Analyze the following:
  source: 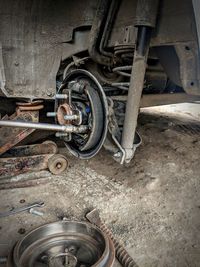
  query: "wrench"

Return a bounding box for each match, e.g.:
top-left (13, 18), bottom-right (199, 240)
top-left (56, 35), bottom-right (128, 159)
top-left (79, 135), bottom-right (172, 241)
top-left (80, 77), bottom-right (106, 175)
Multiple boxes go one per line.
top-left (0, 201), bottom-right (44, 218)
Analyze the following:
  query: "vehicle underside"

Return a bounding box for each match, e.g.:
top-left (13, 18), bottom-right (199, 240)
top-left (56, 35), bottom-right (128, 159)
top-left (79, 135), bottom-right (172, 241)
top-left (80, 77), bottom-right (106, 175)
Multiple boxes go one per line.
top-left (0, 0), bottom-right (200, 163)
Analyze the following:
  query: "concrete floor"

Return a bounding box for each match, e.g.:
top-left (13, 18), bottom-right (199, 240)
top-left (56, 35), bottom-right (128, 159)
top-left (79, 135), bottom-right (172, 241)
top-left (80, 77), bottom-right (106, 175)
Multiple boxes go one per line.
top-left (0, 104), bottom-right (200, 267)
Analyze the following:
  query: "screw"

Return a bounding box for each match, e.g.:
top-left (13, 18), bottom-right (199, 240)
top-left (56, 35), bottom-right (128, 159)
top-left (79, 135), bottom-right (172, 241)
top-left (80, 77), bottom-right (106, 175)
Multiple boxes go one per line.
top-left (29, 208), bottom-right (44, 216)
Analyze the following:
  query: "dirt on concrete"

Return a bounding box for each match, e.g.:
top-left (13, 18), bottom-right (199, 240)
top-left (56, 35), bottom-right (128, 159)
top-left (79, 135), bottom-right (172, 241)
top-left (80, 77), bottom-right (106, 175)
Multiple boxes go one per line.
top-left (0, 109), bottom-right (200, 267)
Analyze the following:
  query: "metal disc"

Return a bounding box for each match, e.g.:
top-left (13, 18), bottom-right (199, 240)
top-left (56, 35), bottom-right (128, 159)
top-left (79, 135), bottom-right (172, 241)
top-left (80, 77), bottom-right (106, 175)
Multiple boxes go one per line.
top-left (8, 221), bottom-right (115, 267)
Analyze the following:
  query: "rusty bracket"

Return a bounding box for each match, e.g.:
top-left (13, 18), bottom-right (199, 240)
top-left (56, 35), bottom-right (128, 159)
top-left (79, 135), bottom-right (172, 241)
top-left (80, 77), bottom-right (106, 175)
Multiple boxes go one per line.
top-left (0, 105), bottom-right (40, 156)
top-left (0, 153), bottom-right (55, 178)
top-left (0, 140), bottom-right (68, 179)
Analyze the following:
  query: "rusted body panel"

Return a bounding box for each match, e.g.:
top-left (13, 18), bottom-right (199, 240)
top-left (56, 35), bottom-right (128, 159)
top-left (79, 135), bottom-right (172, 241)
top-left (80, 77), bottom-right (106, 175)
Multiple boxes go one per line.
top-left (0, 0), bottom-right (199, 98)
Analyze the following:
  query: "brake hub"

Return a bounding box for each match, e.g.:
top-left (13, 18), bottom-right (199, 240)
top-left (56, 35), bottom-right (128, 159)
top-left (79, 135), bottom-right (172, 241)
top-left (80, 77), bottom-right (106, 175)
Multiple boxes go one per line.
top-left (54, 69), bottom-right (108, 159)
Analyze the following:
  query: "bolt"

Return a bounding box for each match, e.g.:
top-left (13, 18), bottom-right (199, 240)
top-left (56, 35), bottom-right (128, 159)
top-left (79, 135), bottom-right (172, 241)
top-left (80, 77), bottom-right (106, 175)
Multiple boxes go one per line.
top-left (68, 245), bottom-right (77, 254)
top-left (47, 112), bottom-right (57, 117)
top-left (55, 132), bottom-right (69, 137)
top-left (113, 152), bottom-right (122, 158)
top-left (55, 94), bottom-right (68, 100)
top-left (64, 115), bottom-right (78, 121)
top-left (29, 208), bottom-right (44, 216)
top-left (0, 257), bottom-right (7, 264)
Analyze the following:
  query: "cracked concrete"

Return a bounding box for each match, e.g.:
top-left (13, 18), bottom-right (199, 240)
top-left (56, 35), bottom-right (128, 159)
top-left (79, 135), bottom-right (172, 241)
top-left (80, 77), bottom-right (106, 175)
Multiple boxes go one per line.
top-left (0, 105), bottom-right (200, 267)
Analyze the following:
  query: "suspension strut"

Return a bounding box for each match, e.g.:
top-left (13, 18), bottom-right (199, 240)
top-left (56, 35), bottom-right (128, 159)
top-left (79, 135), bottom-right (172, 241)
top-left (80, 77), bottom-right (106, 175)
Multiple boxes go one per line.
top-left (121, 0), bottom-right (160, 163)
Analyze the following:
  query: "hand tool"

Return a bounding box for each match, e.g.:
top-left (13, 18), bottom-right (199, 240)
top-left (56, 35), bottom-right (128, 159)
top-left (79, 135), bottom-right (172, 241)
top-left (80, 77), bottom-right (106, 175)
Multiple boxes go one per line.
top-left (0, 202), bottom-right (44, 218)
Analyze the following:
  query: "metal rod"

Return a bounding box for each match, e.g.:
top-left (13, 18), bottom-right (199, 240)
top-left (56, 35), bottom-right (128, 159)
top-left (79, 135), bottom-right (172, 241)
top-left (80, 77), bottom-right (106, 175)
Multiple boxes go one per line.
top-left (0, 120), bottom-right (88, 133)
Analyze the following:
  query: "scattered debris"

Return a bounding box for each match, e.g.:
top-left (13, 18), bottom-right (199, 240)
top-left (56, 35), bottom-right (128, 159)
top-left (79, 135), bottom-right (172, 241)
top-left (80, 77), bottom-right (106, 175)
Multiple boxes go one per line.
top-left (0, 201), bottom-right (44, 218)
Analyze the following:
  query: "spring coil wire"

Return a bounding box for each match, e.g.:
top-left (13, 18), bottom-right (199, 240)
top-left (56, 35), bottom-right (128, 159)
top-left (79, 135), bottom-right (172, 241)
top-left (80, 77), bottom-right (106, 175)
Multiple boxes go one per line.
top-left (112, 45), bottom-right (134, 90)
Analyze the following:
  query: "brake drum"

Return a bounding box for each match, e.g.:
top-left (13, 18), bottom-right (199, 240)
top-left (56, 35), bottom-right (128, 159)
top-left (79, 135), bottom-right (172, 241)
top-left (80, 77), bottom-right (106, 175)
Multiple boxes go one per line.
top-left (7, 221), bottom-right (115, 267)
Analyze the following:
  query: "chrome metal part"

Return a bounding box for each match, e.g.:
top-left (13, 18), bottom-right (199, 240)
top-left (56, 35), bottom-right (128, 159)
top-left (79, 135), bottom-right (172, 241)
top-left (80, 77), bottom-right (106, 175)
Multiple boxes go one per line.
top-left (55, 94), bottom-right (69, 100)
top-left (46, 112), bottom-right (57, 117)
top-left (64, 114), bottom-right (79, 121)
top-left (8, 221), bottom-right (115, 267)
top-left (55, 132), bottom-right (69, 137)
top-left (86, 209), bottom-right (138, 267)
top-left (0, 201), bottom-right (44, 218)
top-left (29, 208), bottom-right (44, 217)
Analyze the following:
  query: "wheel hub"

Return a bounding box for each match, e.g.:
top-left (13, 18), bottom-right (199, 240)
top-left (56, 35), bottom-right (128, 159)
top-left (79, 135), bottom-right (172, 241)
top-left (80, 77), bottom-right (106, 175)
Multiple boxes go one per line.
top-left (55, 70), bottom-right (108, 159)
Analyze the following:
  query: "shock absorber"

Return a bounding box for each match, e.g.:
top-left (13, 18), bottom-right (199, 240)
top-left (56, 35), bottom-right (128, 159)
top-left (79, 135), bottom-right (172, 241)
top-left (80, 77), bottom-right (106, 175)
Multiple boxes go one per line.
top-left (121, 0), bottom-right (160, 163)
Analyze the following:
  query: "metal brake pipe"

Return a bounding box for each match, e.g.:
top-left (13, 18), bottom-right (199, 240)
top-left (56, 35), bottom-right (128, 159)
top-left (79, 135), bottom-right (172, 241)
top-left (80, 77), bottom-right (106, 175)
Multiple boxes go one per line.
top-left (88, 0), bottom-right (112, 66)
top-left (0, 120), bottom-right (88, 133)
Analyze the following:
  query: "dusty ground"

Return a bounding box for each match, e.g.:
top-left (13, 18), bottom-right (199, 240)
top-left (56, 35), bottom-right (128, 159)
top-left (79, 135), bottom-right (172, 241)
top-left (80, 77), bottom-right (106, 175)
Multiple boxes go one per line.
top-left (0, 105), bottom-right (200, 267)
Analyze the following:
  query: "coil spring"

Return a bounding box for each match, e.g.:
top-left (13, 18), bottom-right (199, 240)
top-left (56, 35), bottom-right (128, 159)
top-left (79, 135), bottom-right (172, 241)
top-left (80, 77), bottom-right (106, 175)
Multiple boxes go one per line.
top-left (112, 66), bottom-right (131, 90)
top-left (99, 222), bottom-right (138, 267)
top-left (112, 45), bottom-right (134, 90)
